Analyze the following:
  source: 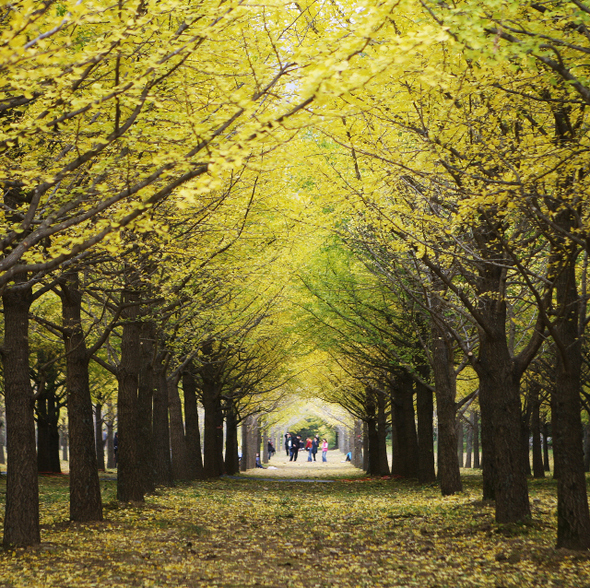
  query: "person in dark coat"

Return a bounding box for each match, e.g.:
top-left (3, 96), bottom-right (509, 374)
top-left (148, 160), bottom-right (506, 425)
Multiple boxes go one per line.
top-left (311, 435), bottom-right (319, 462)
top-left (290, 435), bottom-right (300, 462)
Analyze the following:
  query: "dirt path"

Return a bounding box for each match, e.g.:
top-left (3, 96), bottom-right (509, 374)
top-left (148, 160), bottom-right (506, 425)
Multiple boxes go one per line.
top-left (242, 450), bottom-right (362, 479)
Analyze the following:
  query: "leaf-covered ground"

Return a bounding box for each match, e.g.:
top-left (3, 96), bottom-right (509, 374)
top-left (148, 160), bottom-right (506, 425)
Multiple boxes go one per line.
top-left (1, 455), bottom-right (589, 587)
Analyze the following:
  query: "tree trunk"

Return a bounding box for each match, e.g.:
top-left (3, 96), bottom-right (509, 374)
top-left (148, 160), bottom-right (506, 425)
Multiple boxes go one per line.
top-left (376, 391), bottom-right (390, 475)
top-left (137, 321), bottom-right (155, 493)
top-left (400, 373), bottom-right (420, 478)
top-left (531, 384), bottom-right (544, 479)
top-left (416, 377), bottom-right (436, 483)
top-left (202, 383), bottom-right (224, 478)
top-left (240, 417), bottom-right (249, 472)
top-left (106, 419), bottom-right (115, 470)
top-left (183, 368), bottom-right (204, 479)
top-left (584, 423), bottom-right (590, 473)
top-left (2, 283), bottom-right (40, 546)
top-left (431, 324), bottom-right (462, 494)
top-left (262, 429), bottom-right (269, 464)
top-left (61, 272), bottom-right (103, 522)
top-left (362, 421), bottom-right (369, 472)
top-left (224, 405), bottom-right (239, 475)
top-left (465, 418), bottom-right (473, 469)
top-left (365, 393), bottom-right (381, 476)
top-left (366, 418), bottom-right (381, 475)
top-left (153, 362), bottom-right (173, 486)
top-left (390, 387), bottom-right (400, 476)
top-left (542, 422), bottom-right (551, 472)
top-left (522, 411), bottom-right (532, 477)
top-left (36, 394), bottom-right (52, 473)
top-left (353, 419), bottom-right (363, 468)
top-left (61, 427), bottom-right (69, 462)
top-left (116, 286), bottom-right (144, 503)
top-left (0, 404), bottom-right (5, 465)
top-left (473, 411), bottom-right (480, 469)
top-left (48, 394), bottom-right (61, 473)
top-left (456, 418), bottom-right (464, 468)
top-left (551, 250), bottom-right (590, 549)
top-left (168, 376), bottom-right (190, 481)
top-left (477, 334), bottom-right (530, 523)
top-left (95, 403), bottom-right (105, 471)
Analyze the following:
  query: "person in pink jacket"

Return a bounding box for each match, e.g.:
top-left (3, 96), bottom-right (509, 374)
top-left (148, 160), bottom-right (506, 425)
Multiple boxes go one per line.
top-left (321, 439), bottom-right (328, 462)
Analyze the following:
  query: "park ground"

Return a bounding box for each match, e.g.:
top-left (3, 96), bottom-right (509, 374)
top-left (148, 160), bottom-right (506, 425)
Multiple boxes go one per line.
top-left (0, 454), bottom-right (589, 587)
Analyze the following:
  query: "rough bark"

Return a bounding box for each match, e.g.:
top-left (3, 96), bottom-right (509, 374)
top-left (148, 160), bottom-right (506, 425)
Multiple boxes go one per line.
top-left (153, 361), bottom-right (173, 486)
top-left (477, 329), bottom-right (531, 523)
top-left (168, 376), bottom-right (190, 481)
top-left (36, 399), bottom-right (50, 474)
top-left (183, 368), bottom-right (204, 479)
top-left (552, 249), bottom-right (590, 549)
top-left (416, 376), bottom-right (436, 483)
top-left (35, 355), bottom-right (62, 474)
top-left (106, 419), bottom-right (115, 470)
top-left (95, 403), bottom-right (105, 471)
top-left (470, 227), bottom-right (537, 522)
top-left (61, 272), bottom-right (103, 521)
top-left (431, 323), bottom-right (462, 494)
top-left (202, 382), bottom-right (224, 478)
top-left (400, 373), bottom-right (420, 478)
top-left (137, 321), bottom-right (155, 493)
top-left (224, 403), bottom-right (239, 475)
top-left (2, 283), bottom-right (40, 546)
top-left (365, 393), bottom-right (381, 476)
top-left (116, 287), bottom-right (144, 502)
top-left (240, 417), bottom-right (249, 472)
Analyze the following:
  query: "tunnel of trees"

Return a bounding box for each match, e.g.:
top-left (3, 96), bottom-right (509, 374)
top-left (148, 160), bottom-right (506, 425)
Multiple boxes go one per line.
top-left (1, 0), bottom-right (590, 554)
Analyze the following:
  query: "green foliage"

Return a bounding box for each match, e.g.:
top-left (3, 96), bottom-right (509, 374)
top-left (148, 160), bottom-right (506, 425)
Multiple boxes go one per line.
top-left (290, 415), bottom-right (336, 448)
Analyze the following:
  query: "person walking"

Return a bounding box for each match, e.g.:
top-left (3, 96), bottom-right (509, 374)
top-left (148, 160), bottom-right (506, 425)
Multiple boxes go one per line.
top-left (268, 440), bottom-right (275, 459)
top-left (290, 435), bottom-right (300, 462)
top-left (311, 435), bottom-right (319, 462)
top-left (285, 433), bottom-right (291, 456)
top-left (305, 437), bottom-right (313, 462)
top-left (321, 438), bottom-right (328, 462)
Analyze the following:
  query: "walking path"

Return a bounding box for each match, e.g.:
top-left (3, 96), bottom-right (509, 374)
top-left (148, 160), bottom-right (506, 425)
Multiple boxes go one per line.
top-left (241, 450), bottom-right (361, 479)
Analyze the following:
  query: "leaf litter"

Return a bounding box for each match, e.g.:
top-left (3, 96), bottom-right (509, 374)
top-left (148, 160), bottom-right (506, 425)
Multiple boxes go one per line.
top-left (0, 474), bottom-right (589, 587)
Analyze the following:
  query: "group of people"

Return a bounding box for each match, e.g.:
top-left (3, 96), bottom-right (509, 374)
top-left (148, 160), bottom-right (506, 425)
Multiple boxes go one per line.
top-left (284, 433), bottom-right (328, 462)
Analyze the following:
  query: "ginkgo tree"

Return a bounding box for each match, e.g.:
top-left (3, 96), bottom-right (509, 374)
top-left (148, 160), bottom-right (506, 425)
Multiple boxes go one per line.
top-left (300, 0), bottom-right (590, 550)
top-left (1, 0), bottom-right (408, 546)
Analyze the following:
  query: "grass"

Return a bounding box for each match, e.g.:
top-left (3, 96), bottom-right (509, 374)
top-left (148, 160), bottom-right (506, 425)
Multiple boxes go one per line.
top-left (0, 456), bottom-right (588, 587)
